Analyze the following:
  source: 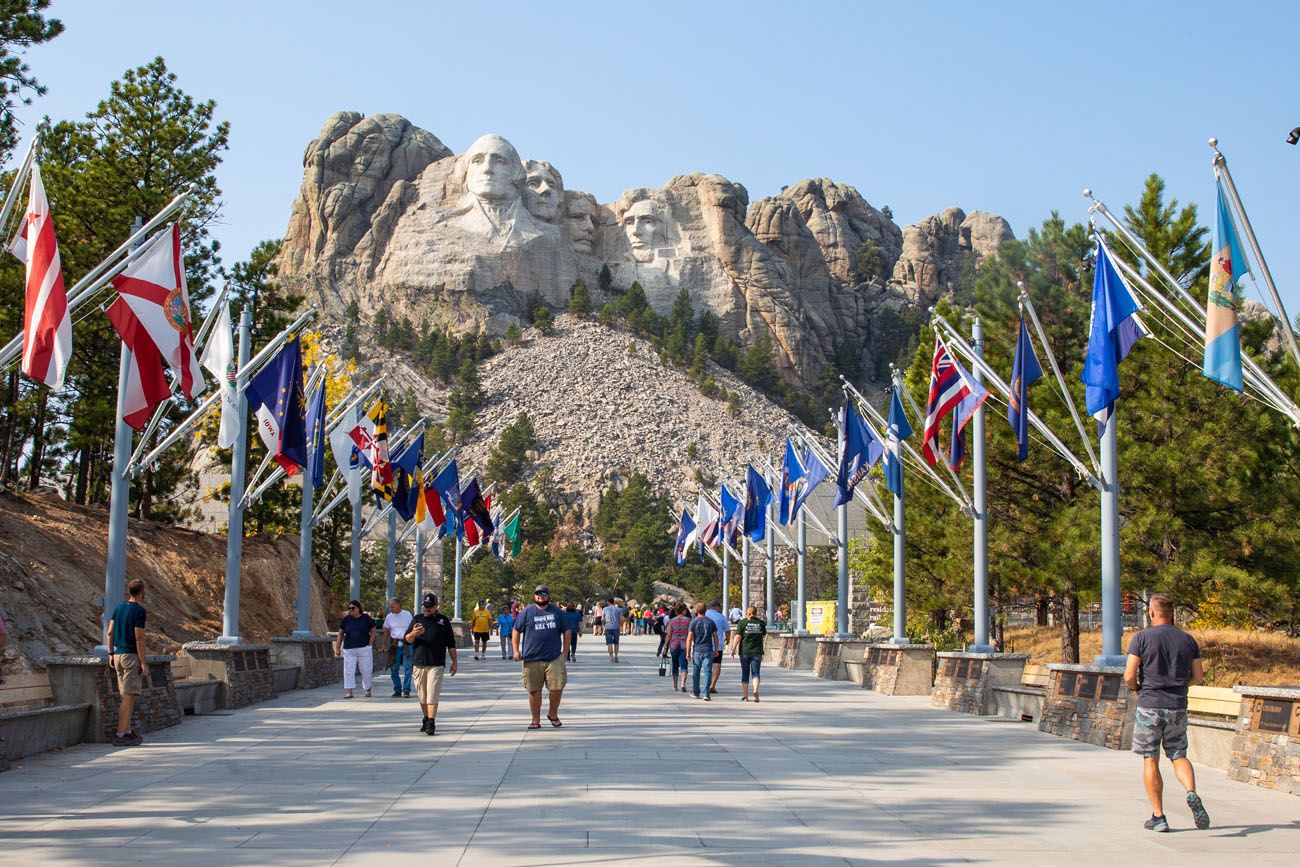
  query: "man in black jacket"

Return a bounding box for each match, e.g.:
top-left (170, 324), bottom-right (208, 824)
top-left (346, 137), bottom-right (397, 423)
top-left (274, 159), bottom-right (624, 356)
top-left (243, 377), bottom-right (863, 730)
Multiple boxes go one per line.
top-left (405, 593), bottom-right (458, 735)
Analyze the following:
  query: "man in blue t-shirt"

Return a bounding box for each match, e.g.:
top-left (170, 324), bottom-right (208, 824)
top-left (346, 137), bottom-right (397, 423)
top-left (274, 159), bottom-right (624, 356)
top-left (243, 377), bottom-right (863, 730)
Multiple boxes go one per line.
top-left (512, 585), bottom-right (571, 730)
top-left (105, 578), bottom-right (151, 746)
top-left (497, 608), bottom-right (515, 660)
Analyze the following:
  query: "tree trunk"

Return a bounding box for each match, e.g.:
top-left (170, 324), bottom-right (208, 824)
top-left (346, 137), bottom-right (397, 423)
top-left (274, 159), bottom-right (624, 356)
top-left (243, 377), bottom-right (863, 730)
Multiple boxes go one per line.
top-left (1059, 580), bottom-right (1080, 663)
top-left (930, 607), bottom-right (947, 632)
top-left (138, 467), bottom-right (154, 521)
top-left (26, 391), bottom-right (47, 490)
top-left (74, 446), bottom-right (90, 504)
top-left (1035, 594), bottom-right (1050, 627)
top-left (0, 370), bottom-right (17, 486)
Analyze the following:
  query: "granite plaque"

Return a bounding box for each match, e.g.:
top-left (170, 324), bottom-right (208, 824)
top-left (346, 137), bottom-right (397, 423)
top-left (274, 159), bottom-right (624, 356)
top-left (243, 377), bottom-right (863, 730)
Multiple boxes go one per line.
top-left (1256, 699), bottom-right (1295, 735)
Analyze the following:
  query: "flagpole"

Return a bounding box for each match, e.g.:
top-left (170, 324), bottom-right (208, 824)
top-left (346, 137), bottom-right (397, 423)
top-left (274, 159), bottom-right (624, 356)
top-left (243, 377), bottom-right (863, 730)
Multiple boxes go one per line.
top-left (721, 538), bottom-right (730, 615)
top-left (1096, 408), bottom-right (1125, 666)
top-left (741, 534), bottom-right (750, 612)
top-left (835, 495), bottom-right (850, 639)
top-left (970, 318), bottom-right (993, 652)
top-left (96, 217), bottom-right (145, 657)
top-left (765, 465), bottom-right (776, 628)
top-left (1211, 139), bottom-right (1300, 372)
top-left (293, 468), bottom-right (314, 637)
top-left (349, 483), bottom-right (362, 604)
top-left (795, 507), bottom-right (808, 635)
top-left (0, 138), bottom-right (37, 235)
top-left (454, 535), bottom-right (463, 622)
top-left (219, 307), bottom-right (253, 643)
top-left (414, 524), bottom-right (425, 611)
top-left (386, 510), bottom-right (398, 604)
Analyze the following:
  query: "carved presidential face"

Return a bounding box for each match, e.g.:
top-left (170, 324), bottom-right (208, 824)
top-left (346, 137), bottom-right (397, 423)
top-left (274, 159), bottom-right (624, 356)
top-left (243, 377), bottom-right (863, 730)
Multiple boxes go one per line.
top-left (462, 134), bottom-right (523, 204)
top-left (523, 160), bottom-right (563, 222)
top-left (622, 200), bottom-right (662, 263)
top-left (564, 191), bottom-right (597, 255)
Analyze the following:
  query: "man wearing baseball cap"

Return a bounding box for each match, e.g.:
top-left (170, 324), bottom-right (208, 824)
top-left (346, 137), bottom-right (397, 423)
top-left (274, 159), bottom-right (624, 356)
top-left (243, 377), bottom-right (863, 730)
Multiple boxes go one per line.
top-left (404, 593), bottom-right (458, 735)
top-left (512, 585), bottom-right (570, 730)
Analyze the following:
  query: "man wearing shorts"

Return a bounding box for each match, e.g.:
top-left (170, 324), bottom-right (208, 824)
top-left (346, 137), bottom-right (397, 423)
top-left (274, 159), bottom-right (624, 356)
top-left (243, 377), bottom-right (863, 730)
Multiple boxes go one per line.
top-left (1124, 593), bottom-right (1210, 832)
top-left (513, 585), bottom-right (570, 729)
top-left (602, 597), bottom-right (623, 663)
top-left (470, 601), bottom-right (492, 660)
top-left (105, 578), bottom-right (150, 746)
top-left (405, 593), bottom-right (458, 735)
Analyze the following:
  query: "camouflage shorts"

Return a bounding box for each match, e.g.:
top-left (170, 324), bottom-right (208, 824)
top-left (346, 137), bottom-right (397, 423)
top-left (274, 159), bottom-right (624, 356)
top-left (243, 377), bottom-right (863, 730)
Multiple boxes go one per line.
top-left (1132, 707), bottom-right (1189, 759)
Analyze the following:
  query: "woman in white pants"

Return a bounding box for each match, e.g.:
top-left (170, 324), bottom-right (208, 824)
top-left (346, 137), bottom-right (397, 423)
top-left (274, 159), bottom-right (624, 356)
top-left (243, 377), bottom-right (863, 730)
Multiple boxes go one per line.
top-left (334, 600), bottom-right (376, 698)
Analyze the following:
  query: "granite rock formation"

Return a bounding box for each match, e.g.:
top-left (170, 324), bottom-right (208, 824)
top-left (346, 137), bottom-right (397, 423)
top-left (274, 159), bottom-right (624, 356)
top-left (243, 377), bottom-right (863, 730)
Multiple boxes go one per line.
top-left (278, 112), bottom-right (1013, 388)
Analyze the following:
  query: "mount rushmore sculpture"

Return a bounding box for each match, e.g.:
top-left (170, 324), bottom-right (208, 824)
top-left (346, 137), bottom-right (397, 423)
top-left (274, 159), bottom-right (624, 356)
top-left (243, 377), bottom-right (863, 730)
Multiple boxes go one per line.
top-left (278, 112), bottom-right (1013, 387)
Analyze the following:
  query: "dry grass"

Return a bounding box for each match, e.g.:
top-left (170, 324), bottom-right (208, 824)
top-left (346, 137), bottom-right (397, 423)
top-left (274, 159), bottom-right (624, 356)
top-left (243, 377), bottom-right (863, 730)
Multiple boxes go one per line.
top-left (1002, 626), bottom-right (1300, 688)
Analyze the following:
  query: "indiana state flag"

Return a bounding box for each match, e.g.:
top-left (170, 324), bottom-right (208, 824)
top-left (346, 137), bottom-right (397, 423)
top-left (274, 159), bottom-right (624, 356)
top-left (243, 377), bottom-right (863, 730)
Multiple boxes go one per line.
top-left (1082, 240), bottom-right (1144, 424)
top-left (778, 438), bottom-right (805, 525)
top-left (883, 389), bottom-right (912, 496)
top-left (246, 335), bottom-right (307, 475)
top-left (1203, 180), bottom-right (1247, 392)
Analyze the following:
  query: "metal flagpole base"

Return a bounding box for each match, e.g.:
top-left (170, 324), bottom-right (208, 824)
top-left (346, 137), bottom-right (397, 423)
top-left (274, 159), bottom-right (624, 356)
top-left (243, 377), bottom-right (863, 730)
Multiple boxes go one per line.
top-left (794, 630), bottom-right (809, 637)
top-left (888, 637), bottom-right (912, 646)
top-left (215, 634), bottom-right (243, 645)
top-left (290, 630), bottom-right (314, 639)
top-left (967, 643), bottom-right (995, 653)
top-left (1094, 654), bottom-right (1128, 667)
top-left (833, 632), bottom-right (852, 641)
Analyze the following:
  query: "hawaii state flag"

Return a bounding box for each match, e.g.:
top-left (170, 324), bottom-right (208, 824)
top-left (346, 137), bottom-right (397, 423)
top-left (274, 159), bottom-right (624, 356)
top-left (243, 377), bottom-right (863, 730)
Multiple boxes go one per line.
top-left (1203, 180), bottom-right (1247, 392)
top-left (106, 223), bottom-right (205, 428)
top-left (7, 163), bottom-right (70, 391)
top-left (921, 335), bottom-right (970, 465)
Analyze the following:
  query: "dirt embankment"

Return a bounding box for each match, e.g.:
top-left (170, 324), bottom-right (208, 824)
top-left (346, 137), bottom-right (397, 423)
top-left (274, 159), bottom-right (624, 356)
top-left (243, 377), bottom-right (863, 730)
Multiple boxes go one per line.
top-left (0, 490), bottom-right (340, 674)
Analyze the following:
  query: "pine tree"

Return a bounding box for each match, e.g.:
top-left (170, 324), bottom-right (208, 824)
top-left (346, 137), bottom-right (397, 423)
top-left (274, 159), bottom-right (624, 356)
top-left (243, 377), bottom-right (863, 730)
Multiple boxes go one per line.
top-left (446, 358), bottom-right (483, 443)
top-left (567, 280), bottom-right (592, 318)
top-left (486, 411), bottom-right (538, 486)
top-left (0, 1), bottom-right (62, 160)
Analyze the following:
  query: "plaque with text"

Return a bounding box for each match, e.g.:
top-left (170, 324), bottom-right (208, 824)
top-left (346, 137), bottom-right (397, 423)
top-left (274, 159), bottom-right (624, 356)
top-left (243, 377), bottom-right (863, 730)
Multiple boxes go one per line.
top-left (1078, 673), bottom-right (1098, 698)
top-left (1099, 675), bottom-right (1121, 701)
top-left (1058, 672), bottom-right (1077, 697)
top-left (1253, 699), bottom-right (1296, 735)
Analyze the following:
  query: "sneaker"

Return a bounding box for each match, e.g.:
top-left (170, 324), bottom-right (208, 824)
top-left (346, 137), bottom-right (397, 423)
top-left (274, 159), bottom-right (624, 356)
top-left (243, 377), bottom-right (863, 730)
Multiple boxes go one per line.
top-left (1186, 792), bottom-right (1210, 830)
top-left (112, 731), bottom-right (143, 746)
top-left (692, 693), bottom-right (701, 699)
top-left (392, 691), bottom-right (402, 698)
top-left (402, 691), bottom-right (410, 698)
top-left (364, 689), bottom-right (372, 697)
top-left (1144, 814), bottom-right (1169, 833)
top-left (426, 720), bottom-right (436, 736)
top-left (703, 695), bottom-right (711, 701)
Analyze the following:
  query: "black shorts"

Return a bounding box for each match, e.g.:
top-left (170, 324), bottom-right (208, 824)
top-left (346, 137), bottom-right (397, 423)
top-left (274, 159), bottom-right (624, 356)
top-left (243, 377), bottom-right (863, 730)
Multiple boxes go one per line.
top-left (713, 652), bottom-right (723, 664)
top-left (472, 631), bottom-right (490, 641)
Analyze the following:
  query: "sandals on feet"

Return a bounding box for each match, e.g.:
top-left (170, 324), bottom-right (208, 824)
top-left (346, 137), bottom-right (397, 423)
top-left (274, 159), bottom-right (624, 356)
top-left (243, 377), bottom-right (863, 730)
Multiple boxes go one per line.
top-left (548, 715), bottom-right (563, 728)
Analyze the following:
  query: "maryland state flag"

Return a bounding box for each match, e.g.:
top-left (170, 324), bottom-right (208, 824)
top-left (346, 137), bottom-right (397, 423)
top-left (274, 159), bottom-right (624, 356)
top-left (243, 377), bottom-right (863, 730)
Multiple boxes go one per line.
top-left (349, 399), bottom-right (394, 500)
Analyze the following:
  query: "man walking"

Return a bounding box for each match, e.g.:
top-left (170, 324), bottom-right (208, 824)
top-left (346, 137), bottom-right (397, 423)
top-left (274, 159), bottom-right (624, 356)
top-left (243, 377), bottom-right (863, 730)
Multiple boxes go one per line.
top-left (1123, 594), bottom-right (1211, 832)
top-left (602, 596), bottom-right (623, 663)
top-left (470, 601), bottom-right (492, 660)
top-left (497, 605), bottom-right (515, 660)
top-left (405, 593), bottom-right (458, 735)
top-left (105, 578), bottom-right (150, 746)
top-left (382, 598), bottom-right (414, 697)
top-left (513, 585), bottom-right (570, 729)
top-left (686, 602), bottom-right (719, 700)
top-left (705, 601), bottom-right (731, 694)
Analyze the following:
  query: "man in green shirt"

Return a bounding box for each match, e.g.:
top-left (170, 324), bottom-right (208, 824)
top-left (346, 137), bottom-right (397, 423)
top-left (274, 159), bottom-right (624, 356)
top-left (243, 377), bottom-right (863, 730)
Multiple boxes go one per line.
top-left (729, 605), bottom-right (767, 702)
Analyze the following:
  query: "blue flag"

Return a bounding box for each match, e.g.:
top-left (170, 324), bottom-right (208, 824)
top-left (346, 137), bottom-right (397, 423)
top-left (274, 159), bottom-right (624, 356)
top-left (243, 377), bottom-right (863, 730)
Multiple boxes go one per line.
top-left (835, 400), bottom-right (883, 506)
top-left (743, 464), bottom-right (772, 543)
top-left (947, 359), bottom-right (989, 472)
top-left (884, 389), bottom-right (912, 496)
top-left (1007, 317), bottom-right (1044, 461)
top-left (719, 483), bottom-right (742, 546)
top-left (674, 509), bottom-right (697, 565)
top-left (390, 433), bottom-right (424, 521)
top-left (791, 445), bottom-right (829, 519)
top-left (430, 459), bottom-right (462, 540)
top-left (246, 336), bottom-right (308, 475)
top-left (778, 438), bottom-right (805, 525)
top-left (1082, 241), bottom-right (1143, 423)
top-left (304, 373), bottom-right (327, 489)
top-left (460, 477), bottom-right (495, 536)
top-left (1203, 180), bottom-right (1247, 391)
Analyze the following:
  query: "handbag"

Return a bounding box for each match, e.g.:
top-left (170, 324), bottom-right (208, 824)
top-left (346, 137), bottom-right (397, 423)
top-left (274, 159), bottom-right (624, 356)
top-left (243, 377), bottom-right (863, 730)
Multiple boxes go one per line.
top-left (658, 656), bottom-right (668, 676)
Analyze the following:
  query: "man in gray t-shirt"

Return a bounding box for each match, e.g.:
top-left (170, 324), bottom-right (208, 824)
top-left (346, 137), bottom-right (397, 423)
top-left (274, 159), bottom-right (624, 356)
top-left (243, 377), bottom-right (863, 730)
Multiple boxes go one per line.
top-left (602, 598), bottom-right (623, 663)
top-left (1122, 594), bottom-right (1210, 834)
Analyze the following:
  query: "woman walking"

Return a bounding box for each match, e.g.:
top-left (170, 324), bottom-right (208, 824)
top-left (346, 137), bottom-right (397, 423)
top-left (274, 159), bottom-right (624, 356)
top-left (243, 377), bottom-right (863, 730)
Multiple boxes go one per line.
top-left (334, 600), bottom-right (376, 698)
top-left (731, 605), bottom-right (767, 702)
top-left (665, 604), bottom-right (692, 693)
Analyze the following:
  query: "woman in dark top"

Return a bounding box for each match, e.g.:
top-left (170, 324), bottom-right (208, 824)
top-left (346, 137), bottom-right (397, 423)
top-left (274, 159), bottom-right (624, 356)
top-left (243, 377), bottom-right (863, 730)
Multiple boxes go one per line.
top-left (333, 600), bottom-right (376, 698)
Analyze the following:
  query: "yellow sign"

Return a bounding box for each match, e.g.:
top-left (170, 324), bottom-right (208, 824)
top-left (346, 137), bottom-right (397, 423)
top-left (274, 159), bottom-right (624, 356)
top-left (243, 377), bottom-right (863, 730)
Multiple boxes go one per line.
top-left (806, 600), bottom-right (837, 636)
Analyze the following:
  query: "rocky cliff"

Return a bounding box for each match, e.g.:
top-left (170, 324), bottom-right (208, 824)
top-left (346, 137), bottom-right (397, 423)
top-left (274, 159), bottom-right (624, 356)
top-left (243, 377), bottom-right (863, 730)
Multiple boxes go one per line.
top-left (277, 112), bottom-right (1014, 389)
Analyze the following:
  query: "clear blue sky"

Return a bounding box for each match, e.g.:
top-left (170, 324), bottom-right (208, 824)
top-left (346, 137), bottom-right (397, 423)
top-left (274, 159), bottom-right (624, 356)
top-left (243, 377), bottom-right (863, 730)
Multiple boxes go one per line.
top-left (13, 1), bottom-right (1300, 310)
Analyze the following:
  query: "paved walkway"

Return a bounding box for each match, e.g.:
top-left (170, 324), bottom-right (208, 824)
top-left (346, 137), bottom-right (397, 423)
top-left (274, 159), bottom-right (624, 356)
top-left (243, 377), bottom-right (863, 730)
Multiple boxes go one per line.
top-left (1, 635), bottom-right (1297, 865)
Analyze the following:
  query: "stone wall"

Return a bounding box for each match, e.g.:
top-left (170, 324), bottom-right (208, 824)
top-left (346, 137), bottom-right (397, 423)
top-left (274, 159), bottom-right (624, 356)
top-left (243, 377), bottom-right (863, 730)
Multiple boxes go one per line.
top-left (181, 643), bottom-right (276, 709)
top-left (1228, 687), bottom-right (1300, 795)
top-left (270, 636), bottom-right (339, 690)
top-left (1037, 664), bottom-right (1134, 750)
top-left (931, 653), bottom-right (1028, 716)
top-left (44, 655), bottom-right (182, 743)
top-left (814, 638), bottom-right (867, 681)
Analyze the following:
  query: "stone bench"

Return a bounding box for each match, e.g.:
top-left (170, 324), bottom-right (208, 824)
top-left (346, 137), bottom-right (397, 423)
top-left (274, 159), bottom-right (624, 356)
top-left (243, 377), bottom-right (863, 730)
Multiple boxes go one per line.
top-left (991, 684), bottom-right (1046, 722)
top-left (0, 702), bottom-right (93, 769)
top-left (174, 679), bottom-right (223, 715)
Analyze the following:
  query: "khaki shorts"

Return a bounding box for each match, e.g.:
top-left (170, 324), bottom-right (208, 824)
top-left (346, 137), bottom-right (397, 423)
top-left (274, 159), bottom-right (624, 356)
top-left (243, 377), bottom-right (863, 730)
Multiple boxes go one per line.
top-left (113, 652), bottom-right (142, 696)
top-left (412, 665), bottom-right (445, 705)
top-left (521, 657), bottom-right (567, 692)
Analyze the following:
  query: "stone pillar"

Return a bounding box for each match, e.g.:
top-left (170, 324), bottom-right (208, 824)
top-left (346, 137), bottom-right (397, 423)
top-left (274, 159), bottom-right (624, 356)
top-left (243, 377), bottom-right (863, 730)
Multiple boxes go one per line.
top-left (1038, 663), bottom-right (1134, 749)
top-left (1228, 686), bottom-right (1300, 795)
top-left (813, 637), bottom-right (868, 681)
top-left (180, 643), bottom-right (275, 709)
top-left (43, 655), bottom-right (181, 743)
top-left (931, 652), bottom-right (1029, 716)
top-left (862, 643), bottom-right (934, 696)
top-left (270, 636), bottom-right (340, 690)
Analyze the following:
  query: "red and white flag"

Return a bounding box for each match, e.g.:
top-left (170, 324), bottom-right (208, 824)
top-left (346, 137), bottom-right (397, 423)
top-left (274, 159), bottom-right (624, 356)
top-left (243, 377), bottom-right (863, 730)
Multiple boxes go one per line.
top-left (921, 334), bottom-right (972, 465)
top-left (7, 163), bottom-right (71, 390)
top-left (107, 223), bottom-right (205, 428)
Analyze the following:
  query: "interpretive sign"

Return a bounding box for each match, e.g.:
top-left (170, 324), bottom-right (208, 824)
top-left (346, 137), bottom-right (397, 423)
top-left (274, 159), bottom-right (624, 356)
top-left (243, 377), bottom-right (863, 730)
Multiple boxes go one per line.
top-left (1055, 670), bottom-right (1123, 702)
top-left (1251, 699), bottom-right (1299, 735)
